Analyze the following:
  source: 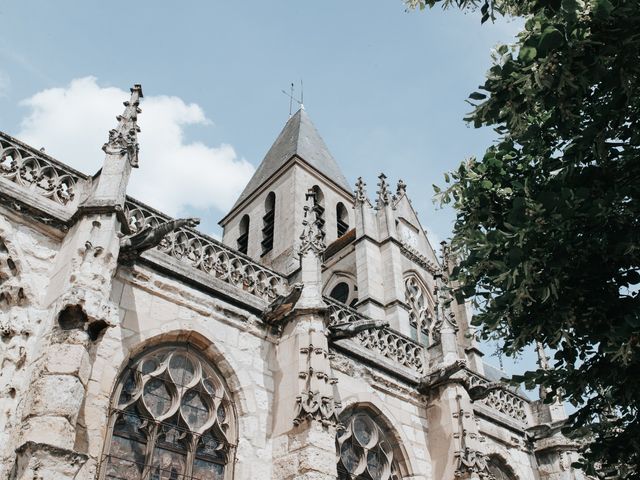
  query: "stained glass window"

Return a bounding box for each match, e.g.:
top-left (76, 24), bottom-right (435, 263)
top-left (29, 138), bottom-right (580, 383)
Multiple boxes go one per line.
top-left (100, 346), bottom-right (235, 480)
top-left (336, 412), bottom-right (402, 480)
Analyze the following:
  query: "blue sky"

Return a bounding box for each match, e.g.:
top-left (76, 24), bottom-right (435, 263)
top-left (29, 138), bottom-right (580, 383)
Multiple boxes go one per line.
top-left (0, 1), bottom-right (544, 386)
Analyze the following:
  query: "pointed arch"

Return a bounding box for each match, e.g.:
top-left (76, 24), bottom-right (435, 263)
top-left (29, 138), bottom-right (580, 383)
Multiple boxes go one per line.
top-left (311, 185), bottom-right (326, 238)
top-left (99, 332), bottom-right (240, 480)
top-left (402, 272), bottom-right (436, 346)
top-left (336, 201), bottom-right (349, 238)
top-left (323, 271), bottom-right (358, 307)
top-left (336, 401), bottom-right (415, 480)
top-left (237, 214), bottom-right (250, 254)
top-left (261, 192), bottom-right (275, 255)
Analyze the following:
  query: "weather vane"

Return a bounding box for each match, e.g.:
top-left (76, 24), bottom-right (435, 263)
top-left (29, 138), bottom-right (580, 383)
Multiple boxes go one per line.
top-left (281, 80), bottom-right (304, 117)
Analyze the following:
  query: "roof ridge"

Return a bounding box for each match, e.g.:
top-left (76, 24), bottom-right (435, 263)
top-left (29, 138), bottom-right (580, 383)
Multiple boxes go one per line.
top-left (223, 109), bottom-right (351, 219)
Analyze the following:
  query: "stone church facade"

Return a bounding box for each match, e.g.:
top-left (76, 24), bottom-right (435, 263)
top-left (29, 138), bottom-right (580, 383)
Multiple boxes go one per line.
top-left (0, 85), bottom-right (586, 479)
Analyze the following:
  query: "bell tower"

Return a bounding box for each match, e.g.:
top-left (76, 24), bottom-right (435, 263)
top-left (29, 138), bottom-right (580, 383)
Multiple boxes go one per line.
top-left (219, 108), bottom-right (354, 276)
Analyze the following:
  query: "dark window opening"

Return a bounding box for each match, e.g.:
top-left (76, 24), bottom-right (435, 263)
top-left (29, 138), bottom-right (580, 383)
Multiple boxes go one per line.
top-left (336, 202), bottom-right (349, 237)
top-left (329, 282), bottom-right (350, 304)
top-left (312, 186), bottom-right (326, 238)
top-left (237, 215), bottom-right (250, 254)
top-left (261, 192), bottom-right (276, 255)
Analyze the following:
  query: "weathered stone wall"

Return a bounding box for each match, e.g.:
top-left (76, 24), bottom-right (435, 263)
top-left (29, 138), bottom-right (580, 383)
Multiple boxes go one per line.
top-left (332, 351), bottom-right (432, 480)
top-left (0, 211), bottom-right (62, 479)
top-left (80, 261), bottom-right (278, 478)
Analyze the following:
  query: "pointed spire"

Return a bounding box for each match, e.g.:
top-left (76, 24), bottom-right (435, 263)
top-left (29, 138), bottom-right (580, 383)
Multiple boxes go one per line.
top-left (396, 179), bottom-right (407, 197)
top-left (354, 177), bottom-right (370, 206)
top-left (299, 189), bottom-right (326, 256)
top-left (228, 108), bottom-right (350, 213)
top-left (102, 84), bottom-right (143, 167)
top-left (375, 173), bottom-right (392, 209)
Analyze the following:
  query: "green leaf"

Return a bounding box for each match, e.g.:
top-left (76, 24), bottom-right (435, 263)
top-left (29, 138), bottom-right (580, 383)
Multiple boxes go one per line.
top-left (518, 46), bottom-right (537, 62)
top-left (481, 179), bottom-right (493, 189)
top-left (538, 27), bottom-right (564, 53)
top-left (433, 184), bottom-right (441, 193)
top-left (592, 0), bottom-right (614, 18)
top-left (469, 92), bottom-right (487, 100)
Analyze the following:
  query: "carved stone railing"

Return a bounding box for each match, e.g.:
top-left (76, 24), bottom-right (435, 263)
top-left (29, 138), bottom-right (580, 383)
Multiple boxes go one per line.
top-left (400, 241), bottom-right (440, 276)
top-left (468, 372), bottom-right (528, 425)
top-left (325, 296), bottom-right (425, 375)
top-left (0, 132), bottom-right (86, 207)
top-left (124, 198), bottom-right (288, 303)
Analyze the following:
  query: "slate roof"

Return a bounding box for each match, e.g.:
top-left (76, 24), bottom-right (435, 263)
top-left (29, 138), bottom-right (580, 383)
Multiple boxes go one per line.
top-left (483, 362), bottom-right (529, 399)
top-left (229, 108), bottom-right (351, 212)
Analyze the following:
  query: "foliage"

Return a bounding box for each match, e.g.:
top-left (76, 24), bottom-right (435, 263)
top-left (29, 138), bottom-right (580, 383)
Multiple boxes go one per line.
top-left (413, 0), bottom-right (640, 476)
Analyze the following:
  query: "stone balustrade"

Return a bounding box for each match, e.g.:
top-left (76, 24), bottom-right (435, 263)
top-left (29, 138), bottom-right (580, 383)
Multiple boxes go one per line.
top-left (124, 198), bottom-right (288, 303)
top-left (0, 132), bottom-right (86, 207)
top-left (468, 372), bottom-right (529, 425)
top-left (325, 296), bottom-right (426, 376)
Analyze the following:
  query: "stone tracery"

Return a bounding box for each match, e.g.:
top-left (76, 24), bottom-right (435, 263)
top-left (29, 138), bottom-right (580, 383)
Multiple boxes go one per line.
top-left (336, 410), bottom-right (402, 480)
top-left (404, 276), bottom-right (434, 346)
top-left (101, 345), bottom-right (235, 480)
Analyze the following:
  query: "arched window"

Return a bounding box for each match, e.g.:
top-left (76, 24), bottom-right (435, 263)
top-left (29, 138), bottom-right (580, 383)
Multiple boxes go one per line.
top-left (261, 192), bottom-right (275, 255)
top-left (487, 455), bottom-right (517, 480)
top-left (405, 276), bottom-right (434, 346)
top-left (237, 215), bottom-right (249, 254)
top-left (100, 345), bottom-right (236, 480)
top-left (329, 282), bottom-right (350, 304)
top-left (336, 202), bottom-right (349, 238)
top-left (311, 185), bottom-right (326, 239)
top-left (336, 410), bottom-right (402, 480)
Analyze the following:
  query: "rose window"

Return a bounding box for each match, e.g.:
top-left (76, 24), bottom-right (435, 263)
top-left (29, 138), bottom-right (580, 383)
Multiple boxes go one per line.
top-left (337, 413), bottom-right (401, 480)
top-left (100, 346), bottom-right (235, 480)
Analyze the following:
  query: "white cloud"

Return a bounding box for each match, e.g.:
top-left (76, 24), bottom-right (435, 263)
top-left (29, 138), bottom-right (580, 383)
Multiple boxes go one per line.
top-left (17, 76), bottom-right (254, 216)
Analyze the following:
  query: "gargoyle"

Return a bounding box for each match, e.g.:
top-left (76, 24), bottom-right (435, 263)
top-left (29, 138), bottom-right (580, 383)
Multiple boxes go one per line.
top-left (120, 217), bottom-right (200, 261)
top-left (328, 318), bottom-right (388, 340)
top-left (262, 283), bottom-right (304, 326)
top-left (417, 358), bottom-right (467, 394)
top-left (467, 381), bottom-right (505, 401)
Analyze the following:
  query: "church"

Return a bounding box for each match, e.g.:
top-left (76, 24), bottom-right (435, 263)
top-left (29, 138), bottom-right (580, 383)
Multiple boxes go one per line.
top-left (0, 84), bottom-right (586, 479)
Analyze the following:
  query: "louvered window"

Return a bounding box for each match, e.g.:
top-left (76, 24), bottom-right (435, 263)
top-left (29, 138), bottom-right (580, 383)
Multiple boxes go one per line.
top-left (261, 193), bottom-right (275, 254)
top-left (237, 215), bottom-right (249, 255)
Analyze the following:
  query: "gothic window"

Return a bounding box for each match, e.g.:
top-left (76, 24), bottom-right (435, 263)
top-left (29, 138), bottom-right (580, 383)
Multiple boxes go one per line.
top-left (100, 345), bottom-right (236, 480)
top-left (311, 185), bottom-right (326, 239)
top-left (336, 202), bottom-right (349, 237)
top-left (261, 192), bottom-right (275, 255)
top-left (404, 276), bottom-right (433, 346)
top-left (330, 282), bottom-right (350, 304)
top-left (237, 215), bottom-right (249, 254)
top-left (487, 456), bottom-right (516, 480)
top-left (336, 411), bottom-right (402, 480)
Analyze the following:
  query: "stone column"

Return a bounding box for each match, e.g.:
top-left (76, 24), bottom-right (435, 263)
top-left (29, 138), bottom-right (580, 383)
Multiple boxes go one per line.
top-left (272, 190), bottom-right (340, 479)
top-left (426, 377), bottom-right (493, 480)
top-left (12, 86), bottom-right (143, 480)
top-left (352, 177), bottom-right (385, 320)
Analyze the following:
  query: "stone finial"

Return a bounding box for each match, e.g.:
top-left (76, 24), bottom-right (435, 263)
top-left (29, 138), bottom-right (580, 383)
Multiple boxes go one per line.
top-left (375, 173), bottom-right (392, 209)
top-left (102, 84), bottom-right (143, 167)
top-left (396, 179), bottom-right (407, 197)
top-left (299, 189), bottom-right (326, 256)
top-left (354, 177), bottom-right (369, 206)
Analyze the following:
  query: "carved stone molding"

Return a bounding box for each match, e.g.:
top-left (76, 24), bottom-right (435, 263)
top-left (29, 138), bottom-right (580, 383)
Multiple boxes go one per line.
top-left (299, 189), bottom-right (326, 257)
top-left (0, 133), bottom-right (85, 207)
top-left (375, 173), bottom-right (393, 209)
top-left (400, 241), bottom-right (440, 276)
top-left (102, 84), bottom-right (143, 167)
top-left (124, 198), bottom-right (288, 303)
